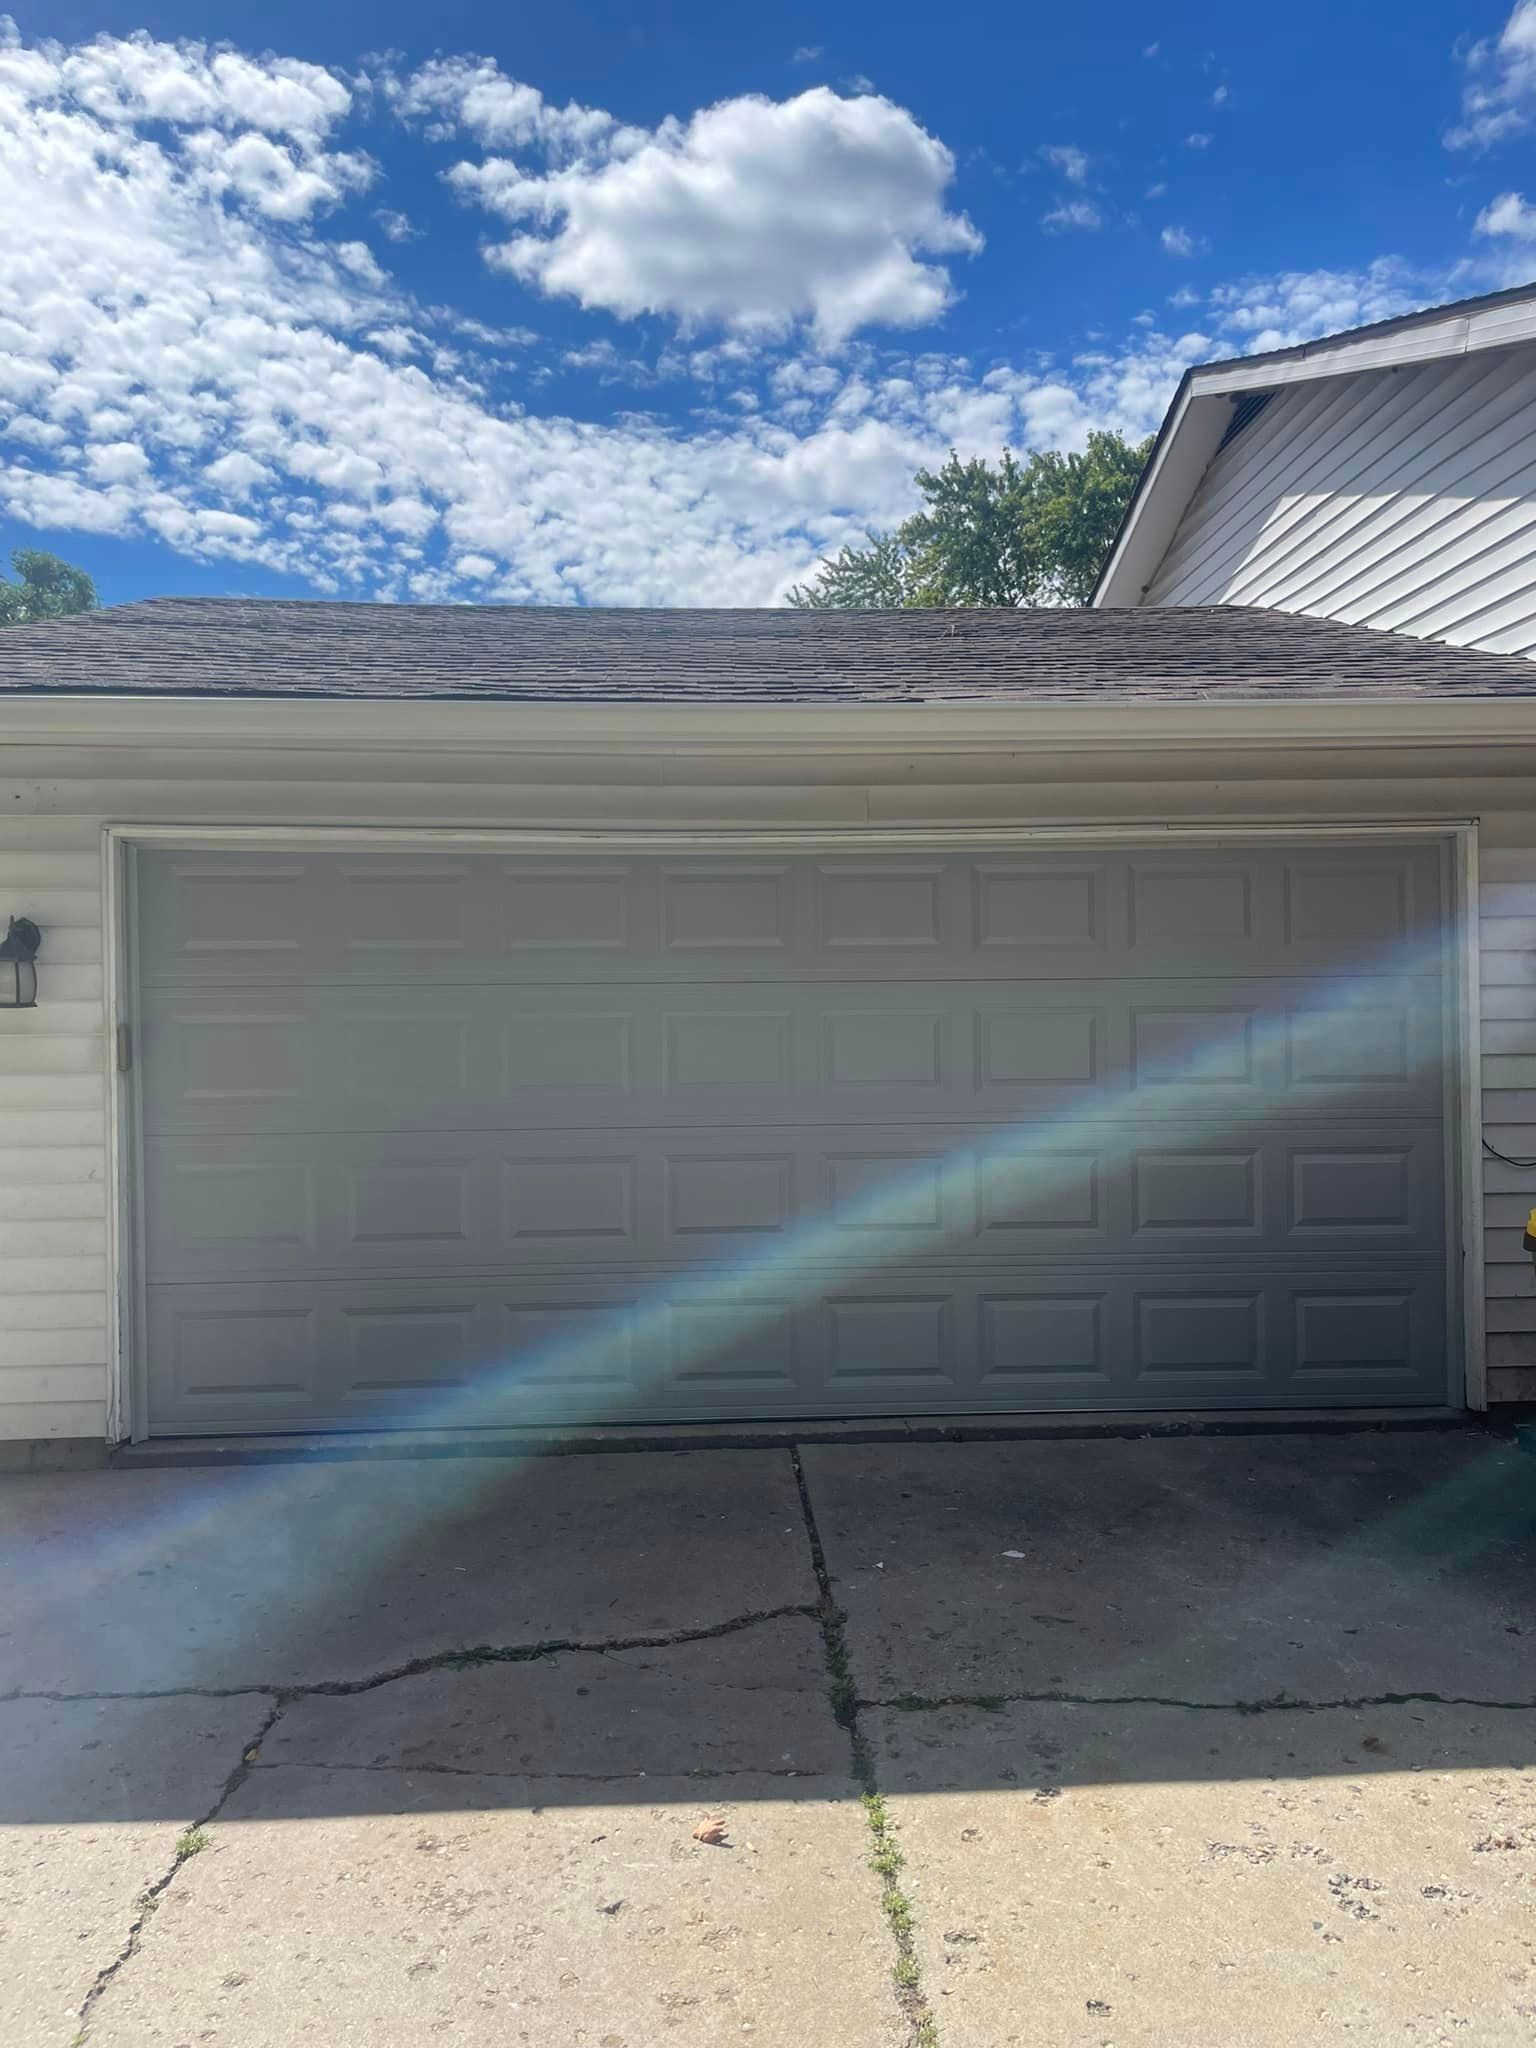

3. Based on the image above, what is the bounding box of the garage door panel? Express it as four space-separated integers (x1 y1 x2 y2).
143 1256 1450 1429
142 1120 1447 1284
135 844 1455 1430
135 846 1447 987
140 976 1445 1138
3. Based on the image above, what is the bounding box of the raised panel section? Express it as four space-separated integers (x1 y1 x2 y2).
826 1296 952 1384
1287 1005 1410 1085
978 1149 1099 1231
1291 1151 1412 1231
504 869 630 949
346 1159 474 1248
1135 1294 1261 1377
507 1159 635 1241
166 1305 315 1401
147 862 308 974
976 867 1099 947
668 1300 799 1389
1132 868 1252 942
824 1152 945 1232
1286 865 1408 945
1294 1293 1412 1377
818 866 940 948
978 1008 1097 1086
344 1305 475 1394
1133 1151 1258 1233
165 1009 305 1106
664 868 787 950
342 866 469 957
507 1014 632 1090
666 1012 791 1089
980 1295 1105 1377
824 1011 943 1086
504 1300 635 1390
1133 1009 1255 1086
157 1160 315 1255
667 1154 792 1235
344 1012 472 1095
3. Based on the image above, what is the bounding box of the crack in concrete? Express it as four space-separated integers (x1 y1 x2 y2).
2 1602 822 1710
791 1448 939 2048
867 1687 1536 1716
75 1696 285 2041
246 1758 822 1783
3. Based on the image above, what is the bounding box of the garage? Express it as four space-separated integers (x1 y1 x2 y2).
131 838 1456 1433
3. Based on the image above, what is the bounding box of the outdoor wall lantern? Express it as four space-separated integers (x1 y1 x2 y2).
0 916 41 1008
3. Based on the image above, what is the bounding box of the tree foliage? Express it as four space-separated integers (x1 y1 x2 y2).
785 430 1150 610
0 548 99 626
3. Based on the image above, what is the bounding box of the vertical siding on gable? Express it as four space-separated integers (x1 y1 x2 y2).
0 816 110 1442
1145 349 1536 659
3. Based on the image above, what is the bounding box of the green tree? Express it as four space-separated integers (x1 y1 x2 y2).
0 548 98 626
785 430 1150 610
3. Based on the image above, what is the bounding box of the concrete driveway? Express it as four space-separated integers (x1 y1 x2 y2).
2 1427 1535 2047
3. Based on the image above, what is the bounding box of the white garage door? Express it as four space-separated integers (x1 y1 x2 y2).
133 842 1456 1433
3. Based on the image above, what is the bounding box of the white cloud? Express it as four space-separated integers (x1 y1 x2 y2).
448 84 982 344
391 54 614 156
0 19 366 223
1040 142 1090 183
0 25 1468 608
204 450 272 495
1204 258 1429 352
1042 198 1103 232
791 46 823 64
333 239 387 285
1448 1 1536 149
1211 84 1229 106
1161 224 1206 256
374 207 418 242
1145 180 1167 198
1185 131 1213 149
1167 284 1201 306
85 440 151 482
1475 187 1536 236
1143 41 1161 57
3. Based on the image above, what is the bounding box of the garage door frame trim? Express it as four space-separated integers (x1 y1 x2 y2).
101 817 1483 1441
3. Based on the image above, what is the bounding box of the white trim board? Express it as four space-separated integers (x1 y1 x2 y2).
102 816 1483 1438
11 695 1536 756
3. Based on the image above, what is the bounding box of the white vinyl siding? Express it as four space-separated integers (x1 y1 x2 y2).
1481 844 1536 1403
0 817 110 1443
1145 346 1536 658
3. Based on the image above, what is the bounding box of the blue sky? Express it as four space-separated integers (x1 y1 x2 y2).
1 2 1534 606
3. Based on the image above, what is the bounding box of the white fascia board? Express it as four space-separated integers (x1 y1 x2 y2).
1189 303 1536 399
1094 388 1230 606
6 690 1536 758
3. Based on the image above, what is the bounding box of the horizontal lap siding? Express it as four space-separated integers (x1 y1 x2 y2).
0 820 109 1440
1481 848 1536 1402
1146 351 1536 659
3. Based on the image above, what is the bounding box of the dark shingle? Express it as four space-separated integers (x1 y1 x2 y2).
1 597 1534 702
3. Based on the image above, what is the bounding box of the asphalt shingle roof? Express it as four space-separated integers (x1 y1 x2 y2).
2 597 1535 702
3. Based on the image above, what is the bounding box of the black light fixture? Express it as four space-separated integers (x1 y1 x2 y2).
0 916 40 1009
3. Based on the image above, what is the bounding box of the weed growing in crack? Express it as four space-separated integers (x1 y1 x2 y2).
174 1826 209 1861
791 1447 940 2048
